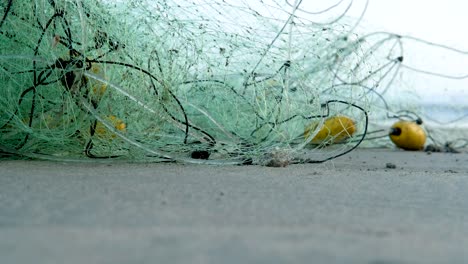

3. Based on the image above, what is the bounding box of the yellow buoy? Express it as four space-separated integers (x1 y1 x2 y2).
304 115 356 145
90 64 108 98
95 115 126 139
389 120 426 150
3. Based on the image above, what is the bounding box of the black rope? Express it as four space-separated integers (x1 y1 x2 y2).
0 0 13 29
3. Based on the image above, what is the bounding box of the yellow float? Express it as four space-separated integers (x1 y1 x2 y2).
389 120 426 150
95 115 126 139
304 115 356 145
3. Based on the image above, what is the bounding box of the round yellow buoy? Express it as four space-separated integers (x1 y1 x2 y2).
304 115 356 145
90 64 108 98
389 120 426 150
95 115 126 139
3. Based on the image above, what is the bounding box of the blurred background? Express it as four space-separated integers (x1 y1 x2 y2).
302 0 468 124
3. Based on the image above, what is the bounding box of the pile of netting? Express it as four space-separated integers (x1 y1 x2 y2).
1 0 467 165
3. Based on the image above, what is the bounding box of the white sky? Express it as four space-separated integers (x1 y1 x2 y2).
356 0 467 48
300 0 468 104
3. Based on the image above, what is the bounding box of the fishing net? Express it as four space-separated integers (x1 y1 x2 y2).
1 0 467 165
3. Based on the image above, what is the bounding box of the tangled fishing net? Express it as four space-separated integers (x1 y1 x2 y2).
1 0 467 165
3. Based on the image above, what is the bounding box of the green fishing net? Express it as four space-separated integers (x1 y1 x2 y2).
1 0 467 164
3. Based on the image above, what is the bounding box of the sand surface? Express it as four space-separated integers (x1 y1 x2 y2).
1 148 468 263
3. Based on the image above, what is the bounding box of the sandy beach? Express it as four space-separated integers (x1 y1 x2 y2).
1 148 468 263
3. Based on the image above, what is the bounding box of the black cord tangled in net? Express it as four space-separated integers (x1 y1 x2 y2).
1 0 467 164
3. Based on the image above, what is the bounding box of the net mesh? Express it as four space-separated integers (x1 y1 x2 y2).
1 0 467 164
